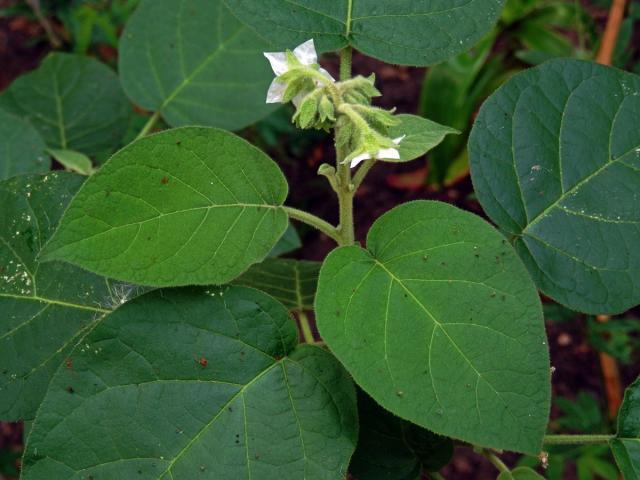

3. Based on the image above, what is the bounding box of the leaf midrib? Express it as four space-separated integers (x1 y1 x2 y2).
523 148 640 232
0 293 110 314
159 8 245 111
45 203 282 257
371 258 525 430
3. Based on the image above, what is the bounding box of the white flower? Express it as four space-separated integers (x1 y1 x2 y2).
264 39 335 105
349 136 406 168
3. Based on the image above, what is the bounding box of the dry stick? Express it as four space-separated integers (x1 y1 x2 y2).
596 0 628 66
593 0 628 420
25 0 62 48
597 314 625 419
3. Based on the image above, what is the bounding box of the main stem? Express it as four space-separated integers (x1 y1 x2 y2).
336 47 355 246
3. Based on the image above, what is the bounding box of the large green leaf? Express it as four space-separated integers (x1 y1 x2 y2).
316 201 550 454
22 287 358 480
0 53 130 156
235 258 321 312
119 0 276 131
41 127 289 287
227 0 505 66
611 377 640 479
0 109 49 181
0 173 139 420
350 391 453 479
469 59 640 314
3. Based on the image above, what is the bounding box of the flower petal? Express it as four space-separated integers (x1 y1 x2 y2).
293 39 318 66
266 79 286 103
350 152 372 169
264 51 289 76
292 91 307 108
377 147 401 160
392 135 406 145
319 67 336 83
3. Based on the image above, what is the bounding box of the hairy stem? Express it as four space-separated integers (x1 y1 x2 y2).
340 47 353 81
298 311 315 343
335 47 356 246
283 206 340 243
136 111 161 140
352 158 376 190
543 434 615 446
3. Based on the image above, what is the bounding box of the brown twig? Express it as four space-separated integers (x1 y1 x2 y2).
595 0 628 66
591 0 629 421
596 315 624 419
25 0 63 48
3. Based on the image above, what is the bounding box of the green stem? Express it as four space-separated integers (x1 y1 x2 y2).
479 449 510 474
334 46 356 246
543 434 614 446
352 158 376 189
136 111 161 140
339 46 353 81
298 311 315 343
283 206 340 243
429 473 446 480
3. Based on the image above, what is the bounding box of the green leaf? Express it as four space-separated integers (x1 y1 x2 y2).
587 317 640 365
555 392 605 433
119 0 277 131
0 53 130 156
388 114 459 163
0 109 49 181
269 223 302 258
0 173 142 420
47 149 94 176
350 391 453 479
611 376 640 479
316 201 550 454
497 466 545 479
227 0 505 66
40 127 289 287
235 258 320 312
22 287 358 480
469 59 640 314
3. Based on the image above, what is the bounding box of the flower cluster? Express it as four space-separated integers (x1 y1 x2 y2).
264 39 404 169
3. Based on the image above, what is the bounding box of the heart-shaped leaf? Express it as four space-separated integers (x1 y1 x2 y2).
0 53 130 156
611 376 640 479
350 391 453 479
0 109 49 181
119 0 277 131
469 59 640 314
0 173 141 420
388 114 460 163
316 201 550 454
22 287 358 480
227 0 505 66
41 127 289 287
236 258 321 312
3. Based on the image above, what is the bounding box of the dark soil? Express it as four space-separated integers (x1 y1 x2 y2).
1 2 639 479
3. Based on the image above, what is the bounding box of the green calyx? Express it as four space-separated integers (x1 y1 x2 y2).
284 70 401 164
336 103 399 165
